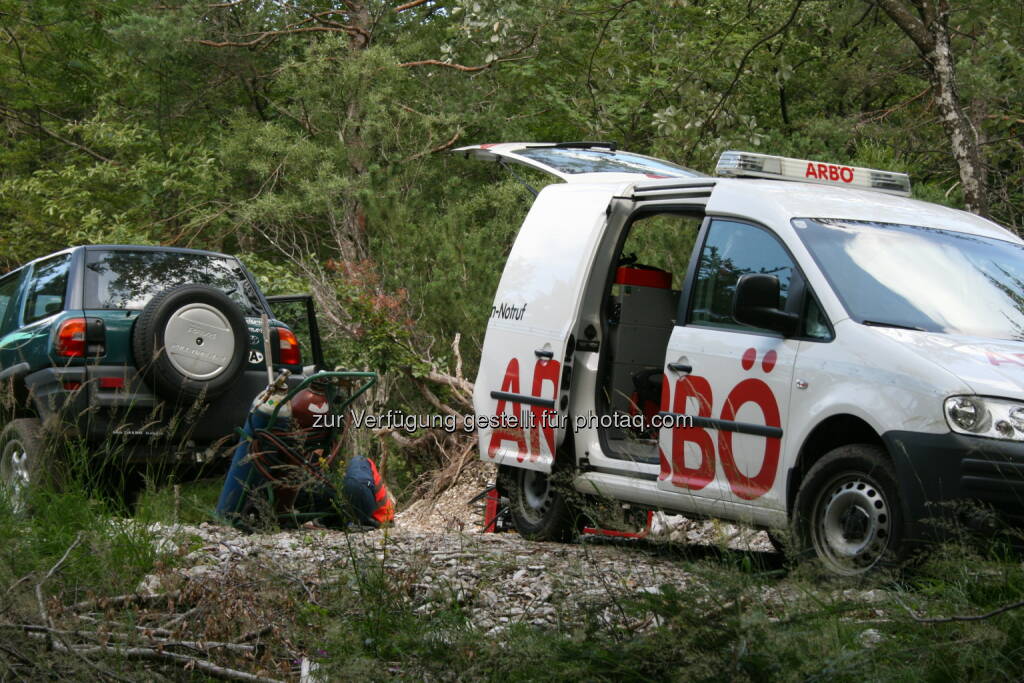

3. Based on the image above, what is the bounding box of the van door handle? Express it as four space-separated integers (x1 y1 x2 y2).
534 348 554 359
667 362 692 374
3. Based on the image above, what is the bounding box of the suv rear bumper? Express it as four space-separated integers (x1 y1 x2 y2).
25 366 298 460
884 430 1024 535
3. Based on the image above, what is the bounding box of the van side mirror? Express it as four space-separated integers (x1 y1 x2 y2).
732 274 799 337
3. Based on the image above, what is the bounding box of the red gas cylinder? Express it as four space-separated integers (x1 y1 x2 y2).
289 380 332 430
615 265 672 289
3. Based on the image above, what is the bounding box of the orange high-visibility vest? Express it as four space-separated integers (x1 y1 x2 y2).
368 457 395 524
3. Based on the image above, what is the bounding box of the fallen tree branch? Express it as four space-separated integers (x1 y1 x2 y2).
71 591 182 613
897 594 1024 624
36 533 84 647
57 644 281 682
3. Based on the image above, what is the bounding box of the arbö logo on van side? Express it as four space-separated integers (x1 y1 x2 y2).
662 348 782 501
491 302 527 321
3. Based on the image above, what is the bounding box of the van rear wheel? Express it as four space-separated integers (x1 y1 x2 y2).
501 465 579 542
794 444 906 575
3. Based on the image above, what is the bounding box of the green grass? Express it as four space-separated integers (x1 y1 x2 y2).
134 475 224 526
0 490 161 604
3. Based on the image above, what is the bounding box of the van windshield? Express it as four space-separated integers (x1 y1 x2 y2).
84 249 264 315
793 219 1024 342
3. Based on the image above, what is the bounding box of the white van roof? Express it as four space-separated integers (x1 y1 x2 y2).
630 176 1021 243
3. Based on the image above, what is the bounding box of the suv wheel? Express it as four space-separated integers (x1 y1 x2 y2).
0 419 59 513
501 464 580 542
133 284 249 402
794 444 906 575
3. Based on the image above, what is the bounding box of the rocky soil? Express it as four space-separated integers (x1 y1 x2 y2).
141 466 789 636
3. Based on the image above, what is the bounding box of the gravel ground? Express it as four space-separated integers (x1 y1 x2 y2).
141 468 789 635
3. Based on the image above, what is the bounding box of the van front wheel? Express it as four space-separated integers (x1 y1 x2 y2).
794 444 906 575
501 465 579 542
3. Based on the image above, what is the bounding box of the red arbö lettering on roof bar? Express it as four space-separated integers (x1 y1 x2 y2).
805 162 854 184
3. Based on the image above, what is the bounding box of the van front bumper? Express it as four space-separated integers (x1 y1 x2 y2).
884 430 1024 535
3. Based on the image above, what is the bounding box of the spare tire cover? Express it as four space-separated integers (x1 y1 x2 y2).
132 284 249 402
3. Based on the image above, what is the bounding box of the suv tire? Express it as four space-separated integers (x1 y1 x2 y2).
500 464 581 542
794 444 907 575
0 418 60 513
133 284 249 402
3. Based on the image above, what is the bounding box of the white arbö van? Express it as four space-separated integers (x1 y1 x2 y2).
462 143 1024 574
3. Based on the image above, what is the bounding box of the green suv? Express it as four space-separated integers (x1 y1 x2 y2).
0 245 321 507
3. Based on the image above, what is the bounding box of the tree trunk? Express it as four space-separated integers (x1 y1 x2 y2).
872 0 987 215
926 11 987 215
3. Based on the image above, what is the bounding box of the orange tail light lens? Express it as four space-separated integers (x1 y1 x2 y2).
277 328 302 366
55 318 87 358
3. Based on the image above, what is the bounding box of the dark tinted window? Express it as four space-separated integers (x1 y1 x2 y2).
514 147 702 177
0 273 21 333
84 250 264 314
690 220 794 331
24 255 71 324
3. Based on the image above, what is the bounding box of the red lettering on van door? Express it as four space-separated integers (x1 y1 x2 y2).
530 358 561 461
668 376 715 490
488 358 527 459
718 378 781 500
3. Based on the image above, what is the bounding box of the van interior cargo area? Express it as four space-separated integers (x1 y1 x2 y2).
597 212 703 465
604 265 676 464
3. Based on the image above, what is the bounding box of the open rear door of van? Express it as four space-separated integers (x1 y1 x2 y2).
471 184 619 473
453 142 705 186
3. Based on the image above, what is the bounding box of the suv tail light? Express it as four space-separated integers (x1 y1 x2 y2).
277 328 302 366
55 318 87 358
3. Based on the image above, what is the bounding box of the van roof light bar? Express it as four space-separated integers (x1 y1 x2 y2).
715 150 912 197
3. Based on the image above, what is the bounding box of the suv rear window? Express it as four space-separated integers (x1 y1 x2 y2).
84 250 264 314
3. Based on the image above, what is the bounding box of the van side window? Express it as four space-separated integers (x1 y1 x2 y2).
0 273 21 334
803 296 832 341
24 254 71 324
689 220 795 332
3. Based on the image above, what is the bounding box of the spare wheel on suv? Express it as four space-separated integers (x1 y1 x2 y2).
132 284 249 402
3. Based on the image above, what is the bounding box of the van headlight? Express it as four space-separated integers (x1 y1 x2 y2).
944 396 1024 441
